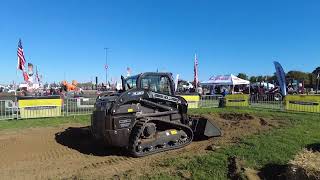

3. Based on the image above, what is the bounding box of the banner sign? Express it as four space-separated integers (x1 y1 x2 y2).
18 96 62 118
285 95 320 113
274 61 287 96
225 94 249 107
180 95 200 109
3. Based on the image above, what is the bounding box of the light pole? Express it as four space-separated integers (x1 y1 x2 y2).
104 48 109 86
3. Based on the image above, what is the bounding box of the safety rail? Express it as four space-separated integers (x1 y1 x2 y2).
199 95 222 108
0 94 318 120
249 94 284 111
0 100 16 120
63 98 95 116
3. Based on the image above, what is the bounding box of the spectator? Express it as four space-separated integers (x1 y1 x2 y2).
222 88 227 97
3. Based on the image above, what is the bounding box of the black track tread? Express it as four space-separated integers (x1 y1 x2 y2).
128 119 147 157
128 118 193 157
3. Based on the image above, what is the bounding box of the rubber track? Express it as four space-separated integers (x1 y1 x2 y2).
128 118 193 157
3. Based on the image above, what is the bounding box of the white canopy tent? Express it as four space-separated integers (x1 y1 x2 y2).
201 74 250 94
201 74 250 85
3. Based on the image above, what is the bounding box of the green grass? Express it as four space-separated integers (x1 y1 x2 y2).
145 108 320 180
0 115 90 131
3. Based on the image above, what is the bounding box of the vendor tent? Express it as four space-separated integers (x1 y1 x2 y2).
201 74 250 85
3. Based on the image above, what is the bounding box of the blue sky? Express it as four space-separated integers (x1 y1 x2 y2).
0 0 319 84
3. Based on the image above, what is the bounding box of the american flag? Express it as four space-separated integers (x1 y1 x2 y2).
17 39 26 71
194 53 199 88
23 71 29 81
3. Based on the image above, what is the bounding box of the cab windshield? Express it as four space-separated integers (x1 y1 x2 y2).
123 74 172 95
123 75 138 90
140 75 172 95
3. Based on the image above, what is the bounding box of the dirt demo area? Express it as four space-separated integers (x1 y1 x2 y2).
0 108 319 180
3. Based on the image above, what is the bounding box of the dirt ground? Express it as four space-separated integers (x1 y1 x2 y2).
0 113 287 180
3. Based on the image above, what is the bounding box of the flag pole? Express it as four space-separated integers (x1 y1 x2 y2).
15 43 19 97
15 40 18 97
104 48 109 87
15 69 18 97
194 53 199 89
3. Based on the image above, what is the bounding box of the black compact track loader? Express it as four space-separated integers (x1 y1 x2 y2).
91 72 221 157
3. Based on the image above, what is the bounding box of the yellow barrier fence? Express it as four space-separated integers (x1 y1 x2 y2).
19 98 62 118
225 94 249 107
179 95 200 109
285 95 320 113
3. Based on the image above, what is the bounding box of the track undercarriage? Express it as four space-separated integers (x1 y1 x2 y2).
129 118 194 157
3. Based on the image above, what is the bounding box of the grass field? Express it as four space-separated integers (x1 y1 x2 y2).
0 108 319 179
144 108 320 179
0 115 90 131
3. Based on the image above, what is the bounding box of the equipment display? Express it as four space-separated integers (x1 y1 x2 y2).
91 72 221 157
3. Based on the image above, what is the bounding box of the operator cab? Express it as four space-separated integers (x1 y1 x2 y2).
122 72 175 95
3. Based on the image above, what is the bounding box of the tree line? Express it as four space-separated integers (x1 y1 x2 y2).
237 66 320 88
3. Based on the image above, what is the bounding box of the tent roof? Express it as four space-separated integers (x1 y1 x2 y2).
201 74 250 85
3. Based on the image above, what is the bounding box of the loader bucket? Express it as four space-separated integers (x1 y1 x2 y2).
191 116 222 139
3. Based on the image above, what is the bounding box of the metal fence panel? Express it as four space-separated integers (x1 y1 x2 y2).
1 94 319 121
198 94 285 111
0 100 15 120
249 94 284 111
63 98 95 116
199 95 222 108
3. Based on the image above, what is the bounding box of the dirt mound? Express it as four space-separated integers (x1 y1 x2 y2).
219 112 254 121
202 113 282 147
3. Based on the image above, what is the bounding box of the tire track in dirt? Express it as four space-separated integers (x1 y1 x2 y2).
64 156 141 179
0 125 196 179
0 125 144 179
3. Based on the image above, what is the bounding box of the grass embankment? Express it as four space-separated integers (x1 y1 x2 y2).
145 108 320 179
0 115 90 131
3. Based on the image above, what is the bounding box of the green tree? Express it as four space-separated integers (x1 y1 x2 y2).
286 71 309 80
312 66 320 75
286 71 310 86
266 73 277 83
257 76 265 82
249 76 265 83
237 73 248 80
249 76 257 83
312 67 320 90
